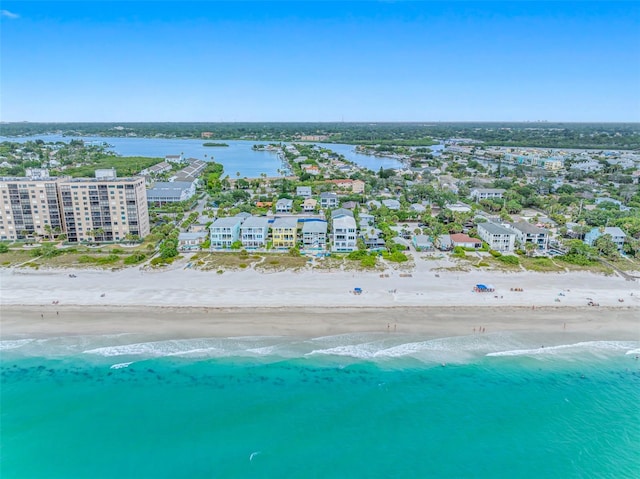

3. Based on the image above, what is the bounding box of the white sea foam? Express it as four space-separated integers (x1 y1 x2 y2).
84 337 289 359
0 338 36 350
110 362 134 369
487 341 639 358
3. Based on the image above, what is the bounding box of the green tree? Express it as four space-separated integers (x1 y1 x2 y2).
593 234 619 259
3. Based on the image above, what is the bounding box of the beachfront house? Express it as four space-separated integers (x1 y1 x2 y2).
435 234 453 251
210 216 243 249
332 215 357 252
470 188 506 202
302 220 328 251
450 233 482 249
508 221 549 251
413 235 433 251
275 198 293 213
584 227 627 253
178 232 207 251
240 216 270 248
320 192 339 209
477 222 516 252
271 217 298 249
362 227 386 249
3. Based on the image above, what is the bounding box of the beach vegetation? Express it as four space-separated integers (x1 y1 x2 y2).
78 254 120 265
383 251 409 263
123 253 147 265
496 255 519 265
520 257 563 272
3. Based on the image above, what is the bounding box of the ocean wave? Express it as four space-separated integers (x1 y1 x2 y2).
110 362 134 369
0 338 36 350
83 337 289 359
487 341 639 358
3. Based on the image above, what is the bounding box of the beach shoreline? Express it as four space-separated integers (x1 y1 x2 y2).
2 304 638 341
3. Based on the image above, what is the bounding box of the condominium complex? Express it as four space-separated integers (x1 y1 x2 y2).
0 170 150 242
0 175 65 241
58 176 149 243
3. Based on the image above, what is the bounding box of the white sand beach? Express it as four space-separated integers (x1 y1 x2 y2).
1 265 638 309
1 265 638 340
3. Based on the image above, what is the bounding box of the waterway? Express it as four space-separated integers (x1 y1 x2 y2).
0 135 442 178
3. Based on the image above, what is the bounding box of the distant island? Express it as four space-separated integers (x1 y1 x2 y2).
203 142 229 147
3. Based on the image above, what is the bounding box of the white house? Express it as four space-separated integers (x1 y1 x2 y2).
320 192 339 209
240 216 270 248
332 215 357 252
275 198 293 213
508 221 549 250
296 186 312 198
178 232 208 251
477 222 516 252
470 188 506 202
302 221 328 250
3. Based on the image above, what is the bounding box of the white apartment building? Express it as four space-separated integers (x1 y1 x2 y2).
477 222 516 252
470 188 506 202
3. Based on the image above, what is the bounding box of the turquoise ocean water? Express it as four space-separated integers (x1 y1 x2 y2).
2 331 639 478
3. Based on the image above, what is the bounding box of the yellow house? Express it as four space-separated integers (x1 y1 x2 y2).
271 217 298 249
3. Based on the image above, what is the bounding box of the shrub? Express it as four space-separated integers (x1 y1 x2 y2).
348 250 368 260
124 253 147 265
386 251 408 263
497 255 519 265
361 255 377 268
150 257 167 266
557 254 594 266
489 250 502 258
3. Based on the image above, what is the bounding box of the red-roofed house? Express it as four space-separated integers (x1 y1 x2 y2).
450 233 482 249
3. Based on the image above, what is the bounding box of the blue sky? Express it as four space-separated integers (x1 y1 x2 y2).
1 1 639 122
